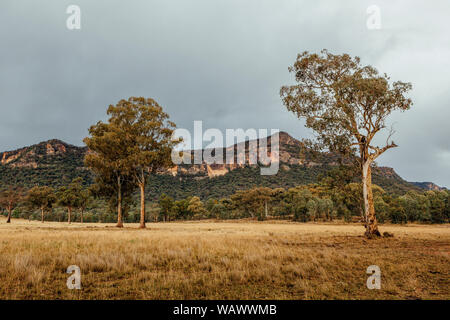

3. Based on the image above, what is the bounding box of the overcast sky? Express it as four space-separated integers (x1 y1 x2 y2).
0 0 449 187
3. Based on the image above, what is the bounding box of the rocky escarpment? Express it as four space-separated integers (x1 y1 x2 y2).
0 133 439 195
1 147 37 168
411 182 446 191
0 139 90 187
0 139 82 169
163 132 340 178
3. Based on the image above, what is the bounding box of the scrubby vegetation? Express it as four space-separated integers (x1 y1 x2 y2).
0 141 92 188
2 179 449 225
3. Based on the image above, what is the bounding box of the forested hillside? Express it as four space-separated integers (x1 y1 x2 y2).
0 133 438 200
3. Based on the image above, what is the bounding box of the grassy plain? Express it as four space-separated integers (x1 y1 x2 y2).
0 217 448 299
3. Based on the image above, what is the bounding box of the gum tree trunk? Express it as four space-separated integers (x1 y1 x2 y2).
6 207 12 223
265 200 268 219
139 183 146 229
80 209 84 223
41 208 45 223
116 177 123 228
68 207 72 224
362 161 381 237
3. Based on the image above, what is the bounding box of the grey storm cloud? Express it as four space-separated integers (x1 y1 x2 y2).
0 0 449 187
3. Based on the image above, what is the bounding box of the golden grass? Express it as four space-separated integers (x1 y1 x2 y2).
0 216 448 300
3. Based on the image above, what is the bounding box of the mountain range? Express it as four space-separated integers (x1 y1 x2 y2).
0 132 445 199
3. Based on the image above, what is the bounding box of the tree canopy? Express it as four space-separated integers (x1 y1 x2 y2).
84 97 179 228
281 50 413 237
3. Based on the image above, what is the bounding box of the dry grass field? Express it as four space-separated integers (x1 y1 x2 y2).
0 216 448 300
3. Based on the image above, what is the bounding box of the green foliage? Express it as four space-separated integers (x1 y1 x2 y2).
158 193 175 221
83 97 180 227
0 141 92 188
230 187 272 220
5 181 449 225
173 198 190 220
187 196 207 220
280 50 413 236
25 186 56 221
57 178 82 208
425 190 447 224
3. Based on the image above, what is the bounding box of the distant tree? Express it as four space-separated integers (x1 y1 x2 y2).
317 198 334 221
270 188 287 218
231 187 272 220
319 164 358 190
341 183 364 220
187 196 207 220
281 50 412 237
283 187 313 222
230 191 251 218
147 202 162 222
205 198 218 214
306 198 318 221
373 193 389 223
425 190 447 224
397 191 429 223
445 190 450 222
26 186 56 223
84 102 137 228
173 198 190 220
57 178 84 224
57 186 76 223
209 202 226 219
319 165 359 221
415 193 431 222
78 188 91 223
217 198 234 219
388 198 407 224
159 193 174 222
0 187 23 223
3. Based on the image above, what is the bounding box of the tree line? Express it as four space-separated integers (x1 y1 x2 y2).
0 178 90 223
2 181 449 225
154 182 450 224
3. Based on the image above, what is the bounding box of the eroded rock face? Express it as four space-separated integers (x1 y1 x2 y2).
168 166 178 176
0 132 331 177
411 181 446 191
1 132 308 176
161 132 348 180
206 164 229 178
1 156 35 168
0 133 428 193
163 132 307 177
1 148 34 167
163 163 242 178
46 144 55 155
46 142 67 155
1 150 22 165
0 139 73 169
